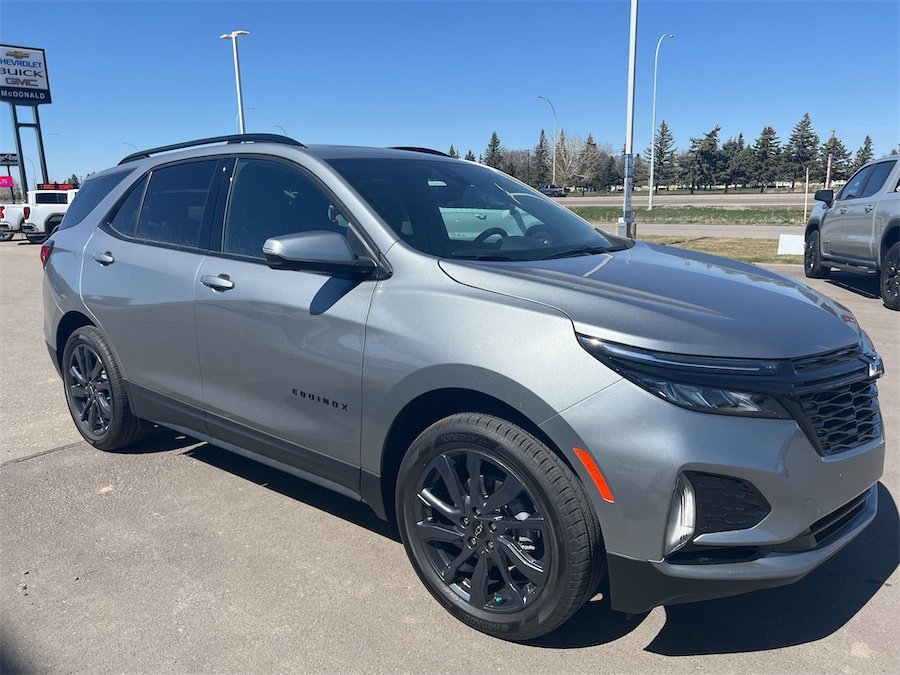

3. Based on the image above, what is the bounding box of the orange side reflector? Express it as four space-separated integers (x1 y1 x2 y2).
574 448 615 503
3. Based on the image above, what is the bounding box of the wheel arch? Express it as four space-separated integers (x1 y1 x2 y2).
367 387 579 523
55 311 95 371
880 220 899 267
805 218 821 238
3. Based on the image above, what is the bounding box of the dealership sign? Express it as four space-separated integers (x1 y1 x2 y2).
0 44 51 105
0 176 13 188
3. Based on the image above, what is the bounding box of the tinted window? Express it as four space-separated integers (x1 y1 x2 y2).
222 158 349 259
136 161 217 248
34 192 69 204
58 170 131 231
329 158 625 260
838 166 875 201
107 176 148 238
860 161 896 198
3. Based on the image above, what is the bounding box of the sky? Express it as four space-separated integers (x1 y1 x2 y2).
1 0 898 184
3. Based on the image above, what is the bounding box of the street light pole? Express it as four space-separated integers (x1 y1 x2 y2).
648 33 674 211
220 30 250 134
537 96 557 185
619 0 639 238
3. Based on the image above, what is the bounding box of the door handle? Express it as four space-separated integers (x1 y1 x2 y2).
864 205 874 213
838 208 848 214
475 214 487 220
201 274 235 291
92 251 115 266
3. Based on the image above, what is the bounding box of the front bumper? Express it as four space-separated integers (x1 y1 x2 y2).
540 377 885 613
606 484 877 613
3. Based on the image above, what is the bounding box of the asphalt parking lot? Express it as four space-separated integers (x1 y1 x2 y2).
1 238 897 673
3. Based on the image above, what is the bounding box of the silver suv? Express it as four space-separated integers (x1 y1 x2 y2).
43 135 885 641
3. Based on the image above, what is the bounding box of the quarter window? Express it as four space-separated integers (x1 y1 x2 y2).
222 158 349 259
58 169 132 231
107 176 148 238
135 161 218 248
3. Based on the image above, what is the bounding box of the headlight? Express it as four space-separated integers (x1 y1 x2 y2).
860 330 884 380
577 336 791 419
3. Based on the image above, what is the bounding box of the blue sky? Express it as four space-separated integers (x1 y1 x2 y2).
1 0 898 182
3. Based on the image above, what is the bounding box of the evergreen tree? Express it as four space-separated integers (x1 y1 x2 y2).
676 141 701 194
447 145 459 159
643 119 677 190
783 113 820 190
851 136 874 173
484 132 503 169
66 173 81 187
594 155 620 192
750 126 781 192
464 150 476 162
721 134 751 191
532 129 551 187
696 126 724 189
818 134 851 183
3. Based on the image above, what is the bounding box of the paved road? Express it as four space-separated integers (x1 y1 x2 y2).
558 191 812 207
1 241 897 673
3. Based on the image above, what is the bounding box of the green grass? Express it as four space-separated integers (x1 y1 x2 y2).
641 235 804 265
570 205 807 226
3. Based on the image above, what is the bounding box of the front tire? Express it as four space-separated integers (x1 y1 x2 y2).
396 413 604 641
881 242 900 310
804 230 831 278
62 326 152 450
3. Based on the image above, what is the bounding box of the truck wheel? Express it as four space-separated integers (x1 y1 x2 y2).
396 413 605 641
62 326 153 450
880 242 900 310
0 231 13 242
804 230 831 278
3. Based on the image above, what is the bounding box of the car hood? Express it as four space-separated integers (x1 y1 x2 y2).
438 241 861 359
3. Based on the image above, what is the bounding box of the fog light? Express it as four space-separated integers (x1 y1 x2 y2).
665 474 696 556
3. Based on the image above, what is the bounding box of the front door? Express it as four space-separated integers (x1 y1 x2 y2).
194 157 376 493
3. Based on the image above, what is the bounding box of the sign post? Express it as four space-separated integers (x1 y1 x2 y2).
1 44 52 194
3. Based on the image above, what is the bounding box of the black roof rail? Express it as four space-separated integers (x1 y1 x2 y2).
389 146 451 158
118 134 306 165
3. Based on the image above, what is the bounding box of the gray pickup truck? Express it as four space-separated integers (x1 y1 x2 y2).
805 156 900 310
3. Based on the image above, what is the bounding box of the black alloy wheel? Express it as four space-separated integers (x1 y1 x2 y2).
804 230 830 278
397 414 604 641
881 242 900 310
62 326 151 450
66 341 113 439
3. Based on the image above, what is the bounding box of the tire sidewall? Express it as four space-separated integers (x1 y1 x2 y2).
396 418 574 640
881 242 900 310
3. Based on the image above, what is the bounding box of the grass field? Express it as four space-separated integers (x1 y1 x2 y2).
571 205 806 226
639 235 804 265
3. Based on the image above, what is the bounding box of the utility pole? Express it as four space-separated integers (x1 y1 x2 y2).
825 129 835 188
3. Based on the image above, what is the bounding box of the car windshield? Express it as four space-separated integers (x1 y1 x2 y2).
328 157 631 261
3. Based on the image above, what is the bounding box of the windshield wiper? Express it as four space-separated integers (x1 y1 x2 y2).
541 245 611 260
453 253 518 261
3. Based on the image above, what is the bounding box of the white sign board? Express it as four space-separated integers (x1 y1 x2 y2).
0 44 51 105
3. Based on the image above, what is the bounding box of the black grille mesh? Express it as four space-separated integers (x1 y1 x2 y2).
686 472 771 535
797 379 882 456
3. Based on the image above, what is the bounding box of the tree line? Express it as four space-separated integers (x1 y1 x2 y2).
454 113 896 193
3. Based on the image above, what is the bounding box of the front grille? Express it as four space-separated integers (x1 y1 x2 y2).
789 345 882 456
686 472 770 535
797 379 882 455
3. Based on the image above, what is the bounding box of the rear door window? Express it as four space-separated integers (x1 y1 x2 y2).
860 161 897 198
107 176 149 238
136 161 218 248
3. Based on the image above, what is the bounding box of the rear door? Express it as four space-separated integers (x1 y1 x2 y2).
194 157 377 493
81 158 223 429
840 160 897 260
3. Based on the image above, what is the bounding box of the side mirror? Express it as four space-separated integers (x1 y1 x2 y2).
814 189 834 206
262 231 378 278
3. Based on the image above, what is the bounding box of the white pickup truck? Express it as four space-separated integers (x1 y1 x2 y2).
805 155 900 310
0 188 79 243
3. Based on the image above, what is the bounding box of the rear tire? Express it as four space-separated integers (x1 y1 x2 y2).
881 242 900 310
396 413 605 641
62 326 152 451
804 230 831 278
0 231 13 242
